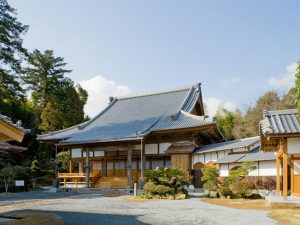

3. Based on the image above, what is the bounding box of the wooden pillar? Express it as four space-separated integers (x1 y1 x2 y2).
276 157 281 196
69 160 73 174
140 139 145 178
282 138 288 198
291 155 294 195
85 148 90 188
127 148 133 188
102 151 107 176
79 160 83 173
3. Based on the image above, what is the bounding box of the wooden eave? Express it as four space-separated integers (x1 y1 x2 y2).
0 120 25 142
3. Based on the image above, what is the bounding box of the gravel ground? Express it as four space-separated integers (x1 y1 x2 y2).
0 191 277 225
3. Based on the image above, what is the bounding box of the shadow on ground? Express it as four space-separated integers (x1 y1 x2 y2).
0 191 79 202
6 210 149 225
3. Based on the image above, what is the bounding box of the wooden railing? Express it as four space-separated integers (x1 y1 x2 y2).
58 173 87 178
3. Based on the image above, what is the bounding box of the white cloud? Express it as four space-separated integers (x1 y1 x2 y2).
79 76 131 117
268 62 297 89
221 76 241 88
204 97 236 117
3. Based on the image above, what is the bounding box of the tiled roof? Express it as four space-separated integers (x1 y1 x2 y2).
0 142 27 152
38 84 221 144
260 109 300 136
215 154 245 164
193 136 260 154
0 114 28 133
237 147 276 162
215 147 276 164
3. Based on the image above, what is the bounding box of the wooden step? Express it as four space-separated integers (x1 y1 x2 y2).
92 176 128 189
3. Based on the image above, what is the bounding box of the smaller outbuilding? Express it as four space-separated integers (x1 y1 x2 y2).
0 114 28 153
192 136 260 187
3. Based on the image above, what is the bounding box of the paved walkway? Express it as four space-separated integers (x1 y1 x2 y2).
0 191 277 225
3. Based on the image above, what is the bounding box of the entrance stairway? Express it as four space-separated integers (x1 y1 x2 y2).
92 176 128 189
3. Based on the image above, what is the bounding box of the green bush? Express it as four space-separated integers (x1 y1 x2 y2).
143 167 189 199
230 181 255 198
56 151 70 172
201 165 220 192
219 185 233 198
220 161 257 199
154 185 173 195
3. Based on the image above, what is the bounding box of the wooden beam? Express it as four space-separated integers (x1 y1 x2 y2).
85 148 90 188
140 139 145 178
0 120 25 142
127 148 133 188
282 138 288 198
291 155 294 195
276 157 281 196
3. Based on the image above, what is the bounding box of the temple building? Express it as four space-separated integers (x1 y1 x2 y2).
260 109 300 197
38 83 225 188
0 114 27 153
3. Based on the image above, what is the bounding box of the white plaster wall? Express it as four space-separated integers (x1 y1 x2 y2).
82 150 93 157
217 151 225 159
145 144 158 154
94 151 105 157
159 143 171 154
288 138 300 154
248 162 259 176
204 153 213 164
72 149 81 158
211 152 218 162
220 164 229 176
258 161 276 176
294 160 300 175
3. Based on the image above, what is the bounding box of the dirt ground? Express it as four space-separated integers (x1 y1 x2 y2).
203 198 300 225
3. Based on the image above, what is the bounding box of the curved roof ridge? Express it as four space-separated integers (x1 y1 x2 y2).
180 110 208 121
117 83 201 100
265 109 297 116
38 120 89 138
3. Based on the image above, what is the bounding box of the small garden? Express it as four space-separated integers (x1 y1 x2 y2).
142 167 190 200
201 161 262 199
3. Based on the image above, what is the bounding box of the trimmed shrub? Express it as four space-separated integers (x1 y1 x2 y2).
219 185 233 198
201 165 220 192
230 181 255 198
143 167 190 199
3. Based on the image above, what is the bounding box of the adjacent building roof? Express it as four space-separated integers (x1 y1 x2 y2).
193 136 260 154
39 84 223 146
215 147 276 164
260 109 300 136
0 114 28 133
0 142 27 153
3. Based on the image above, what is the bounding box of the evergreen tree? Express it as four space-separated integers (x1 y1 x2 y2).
0 0 28 99
22 49 72 111
295 61 300 116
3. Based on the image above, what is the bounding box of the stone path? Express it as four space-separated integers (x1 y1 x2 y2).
0 191 277 225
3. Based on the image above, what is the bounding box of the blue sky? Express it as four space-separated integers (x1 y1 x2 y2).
9 0 300 116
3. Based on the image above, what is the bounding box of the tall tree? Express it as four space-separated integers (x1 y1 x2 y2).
22 49 72 110
215 108 235 140
0 0 28 99
295 61 300 116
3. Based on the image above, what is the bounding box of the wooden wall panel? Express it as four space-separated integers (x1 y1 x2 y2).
171 154 191 173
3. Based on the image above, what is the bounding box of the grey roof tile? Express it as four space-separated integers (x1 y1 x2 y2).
215 154 245 164
0 114 28 133
38 84 220 144
193 136 260 154
260 109 300 135
216 147 276 164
